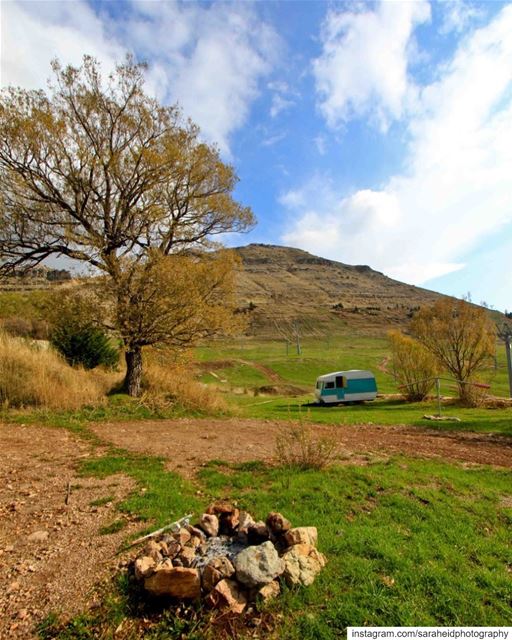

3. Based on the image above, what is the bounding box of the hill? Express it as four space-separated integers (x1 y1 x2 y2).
233 244 445 335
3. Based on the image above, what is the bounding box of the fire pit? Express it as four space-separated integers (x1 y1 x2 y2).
132 501 326 613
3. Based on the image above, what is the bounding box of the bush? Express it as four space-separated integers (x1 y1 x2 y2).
388 330 439 401
51 324 119 370
274 423 338 470
0 331 114 409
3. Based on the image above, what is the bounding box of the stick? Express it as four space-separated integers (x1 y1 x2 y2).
127 514 193 548
65 481 71 505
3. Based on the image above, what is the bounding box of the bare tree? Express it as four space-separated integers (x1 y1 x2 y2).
0 56 254 395
273 319 303 355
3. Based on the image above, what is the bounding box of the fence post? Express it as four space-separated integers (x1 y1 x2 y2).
436 377 442 417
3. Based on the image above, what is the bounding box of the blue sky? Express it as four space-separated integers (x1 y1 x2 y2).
2 0 512 310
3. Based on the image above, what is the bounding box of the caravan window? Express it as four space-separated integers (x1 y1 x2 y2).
335 376 345 388
316 381 322 389
324 381 335 389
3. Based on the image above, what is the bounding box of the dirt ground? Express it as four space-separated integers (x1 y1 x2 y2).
1 418 511 639
0 424 138 640
89 418 512 472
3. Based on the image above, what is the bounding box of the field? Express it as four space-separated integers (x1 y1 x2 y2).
1 333 511 638
196 335 512 435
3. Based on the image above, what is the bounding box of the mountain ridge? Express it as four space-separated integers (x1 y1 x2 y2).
232 243 445 335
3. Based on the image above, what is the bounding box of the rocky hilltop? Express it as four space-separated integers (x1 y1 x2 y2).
233 244 444 335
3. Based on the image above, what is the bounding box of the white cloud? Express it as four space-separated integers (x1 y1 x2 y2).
0 2 123 89
0 1 278 154
314 135 327 155
313 0 431 130
283 5 512 285
270 94 294 118
439 0 483 34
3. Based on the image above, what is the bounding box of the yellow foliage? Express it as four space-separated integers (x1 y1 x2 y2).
0 331 115 409
388 330 439 401
411 299 495 405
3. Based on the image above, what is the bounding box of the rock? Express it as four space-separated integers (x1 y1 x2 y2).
27 530 49 543
144 566 201 599
206 500 236 515
258 580 280 601
173 529 191 546
282 543 326 586
202 565 223 592
209 556 235 577
247 521 270 544
178 546 197 568
204 501 240 535
235 541 285 587
201 555 235 591
143 540 163 562
238 511 255 532
220 508 240 534
159 539 181 559
187 525 206 542
188 535 203 549
199 514 219 537
134 556 156 580
206 578 247 613
266 512 292 534
284 527 318 547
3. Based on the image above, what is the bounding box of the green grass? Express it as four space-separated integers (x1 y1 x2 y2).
99 519 127 535
89 495 115 507
46 446 512 638
0 289 54 319
197 335 512 395
195 336 512 436
198 457 512 634
199 362 269 388
232 395 512 435
80 451 201 529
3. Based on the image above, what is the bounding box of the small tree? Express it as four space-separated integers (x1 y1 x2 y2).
51 324 119 369
49 290 119 369
0 56 254 395
411 299 495 404
388 330 439 401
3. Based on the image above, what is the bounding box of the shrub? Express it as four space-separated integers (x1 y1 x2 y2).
388 330 439 401
50 324 119 370
274 423 338 470
0 331 114 409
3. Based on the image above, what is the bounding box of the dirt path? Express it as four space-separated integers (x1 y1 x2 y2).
239 359 283 383
90 418 512 473
0 424 138 639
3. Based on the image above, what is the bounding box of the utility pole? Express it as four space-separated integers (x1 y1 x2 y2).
497 323 512 398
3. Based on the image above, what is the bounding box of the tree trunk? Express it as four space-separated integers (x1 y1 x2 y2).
506 337 512 398
123 347 143 397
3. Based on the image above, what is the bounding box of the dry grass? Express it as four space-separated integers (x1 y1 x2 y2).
0 331 115 410
140 356 229 415
274 423 339 470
